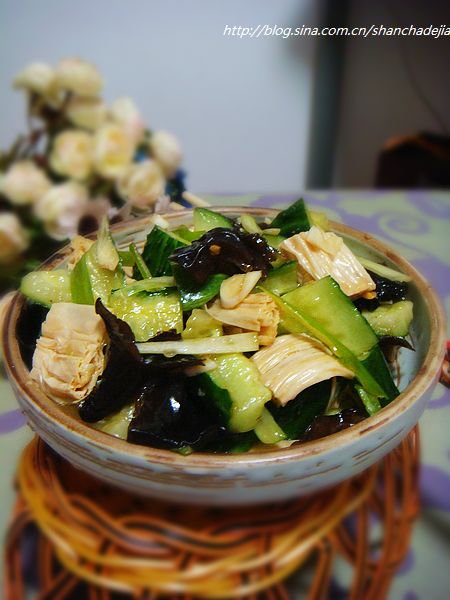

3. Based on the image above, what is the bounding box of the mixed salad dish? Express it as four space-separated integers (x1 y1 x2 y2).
18 199 414 453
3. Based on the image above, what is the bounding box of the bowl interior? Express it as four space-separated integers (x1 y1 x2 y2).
3 206 446 467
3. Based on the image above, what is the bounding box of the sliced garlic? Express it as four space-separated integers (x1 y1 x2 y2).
279 226 375 298
251 334 353 406
220 271 262 309
206 292 279 346
30 303 107 405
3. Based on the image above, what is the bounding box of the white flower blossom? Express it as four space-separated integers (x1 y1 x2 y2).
118 160 165 210
93 124 135 179
34 182 88 241
149 130 182 178
0 161 51 206
56 58 103 97
0 213 29 264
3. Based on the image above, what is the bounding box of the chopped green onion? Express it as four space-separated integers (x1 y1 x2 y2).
112 276 176 297
130 243 151 278
137 333 259 355
356 256 411 282
118 250 134 267
239 214 262 234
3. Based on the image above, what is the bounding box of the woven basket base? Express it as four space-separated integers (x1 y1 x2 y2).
4 428 420 600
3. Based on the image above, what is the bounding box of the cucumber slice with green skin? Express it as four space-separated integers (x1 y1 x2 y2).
71 247 125 305
174 266 228 311
193 207 233 231
182 309 223 339
270 198 310 237
283 277 378 359
93 403 135 439
267 380 332 439
254 409 287 444
355 385 381 415
171 225 205 242
263 261 298 296
109 290 183 342
263 233 286 251
261 285 387 401
195 354 272 433
190 372 232 425
362 301 413 338
20 270 72 307
360 346 398 405
141 226 187 277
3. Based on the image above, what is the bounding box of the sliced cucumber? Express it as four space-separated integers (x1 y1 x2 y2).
263 233 286 251
270 198 310 237
283 277 378 359
171 225 205 242
263 261 298 296
93 403 135 439
109 290 183 342
267 380 331 439
360 346 398 405
362 301 413 337
307 209 329 230
261 285 390 402
182 309 223 339
193 207 233 231
71 247 124 305
21 270 72 307
141 226 187 277
174 267 227 311
202 354 272 433
254 409 287 444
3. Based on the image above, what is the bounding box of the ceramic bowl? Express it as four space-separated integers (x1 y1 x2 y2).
2 207 446 506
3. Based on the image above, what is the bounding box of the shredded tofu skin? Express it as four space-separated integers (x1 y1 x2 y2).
251 334 353 406
279 226 375 298
30 303 107 405
206 292 280 346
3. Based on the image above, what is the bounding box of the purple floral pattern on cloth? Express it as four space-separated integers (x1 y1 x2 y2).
420 466 450 512
0 409 25 434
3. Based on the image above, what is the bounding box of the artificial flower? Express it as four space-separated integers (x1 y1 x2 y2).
34 182 88 241
0 213 29 263
110 97 145 144
118 160 165 210
0 161 51 206
149 130 182 178
56 58 103 97
66 97 107 130
50 130 94 180
93 124 135 179
13 62 56 97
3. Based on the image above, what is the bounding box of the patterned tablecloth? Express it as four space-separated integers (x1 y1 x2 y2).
1 191 449 599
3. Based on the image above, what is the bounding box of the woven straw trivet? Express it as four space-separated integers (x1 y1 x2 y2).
4 428 420 600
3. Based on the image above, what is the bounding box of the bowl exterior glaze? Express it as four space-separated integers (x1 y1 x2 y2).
3 208 446 506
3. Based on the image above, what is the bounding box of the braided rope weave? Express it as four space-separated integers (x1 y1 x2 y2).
4 429 419 600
